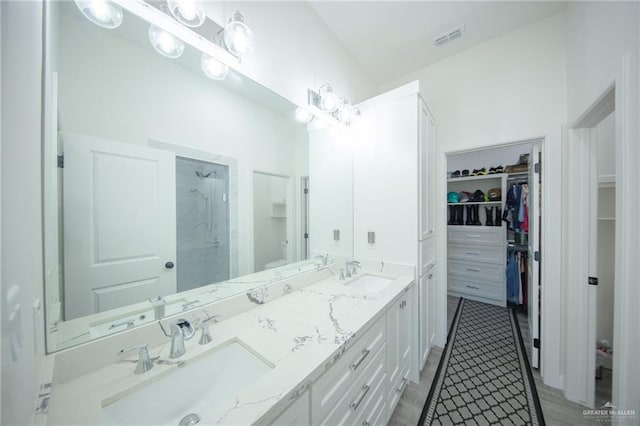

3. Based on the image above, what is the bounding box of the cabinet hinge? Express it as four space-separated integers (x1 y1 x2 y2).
304 233 309 239
533 338 540 349
57 155 64 169
534 251 540 262
303 188 309 194
588 277 598 286
534 162 541 174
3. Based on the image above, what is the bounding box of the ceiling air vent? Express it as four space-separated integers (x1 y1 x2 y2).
433 25 465 47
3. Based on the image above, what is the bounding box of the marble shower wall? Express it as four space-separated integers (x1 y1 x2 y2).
176 157 230 292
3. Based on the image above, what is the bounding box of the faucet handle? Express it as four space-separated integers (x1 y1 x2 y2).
199 316 219 346
118 344 153 374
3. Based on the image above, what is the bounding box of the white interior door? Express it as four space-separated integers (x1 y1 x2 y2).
528 144 541 368
63 134 176 320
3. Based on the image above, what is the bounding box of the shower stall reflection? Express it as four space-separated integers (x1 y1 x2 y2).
176 157 230 292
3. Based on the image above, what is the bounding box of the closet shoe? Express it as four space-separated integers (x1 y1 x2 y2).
488 167 496 174
465 205 473 225
461 169 470 177
457 206 465 225
495 165 504 173
477 167 488 175
495 207 502 226
473 205 482 226
485 207 494 226
448 206 455 225
451 170 461 178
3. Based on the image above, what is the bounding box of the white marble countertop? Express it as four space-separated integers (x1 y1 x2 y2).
46 265 414 425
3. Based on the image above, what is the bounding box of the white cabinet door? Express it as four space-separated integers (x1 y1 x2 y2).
387 286 413 394
427 266 437 349
308 127 353 257
269 391 309 425
419 100 434 240
419 273 430 369
63 133 176 320
353 95 418 264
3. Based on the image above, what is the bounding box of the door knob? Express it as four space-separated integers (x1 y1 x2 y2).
165 261 175 269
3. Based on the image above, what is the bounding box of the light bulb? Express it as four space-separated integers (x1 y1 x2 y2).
224 11 255 58
148 25 185 59
167 0 206 27
321 91 339 113
74 0 123 29
295 106 314 123
201 54 229 80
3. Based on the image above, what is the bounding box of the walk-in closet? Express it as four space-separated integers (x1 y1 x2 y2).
446 141 542 367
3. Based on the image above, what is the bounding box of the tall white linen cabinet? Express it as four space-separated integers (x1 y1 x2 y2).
352 81 437 386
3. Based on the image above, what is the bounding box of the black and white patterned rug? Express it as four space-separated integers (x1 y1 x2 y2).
419 298 545 425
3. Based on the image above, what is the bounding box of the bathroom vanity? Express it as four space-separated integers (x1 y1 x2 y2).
45 260 415 425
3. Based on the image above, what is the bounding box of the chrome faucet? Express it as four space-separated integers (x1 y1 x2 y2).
198 315 220 345
345 259 361 278
119 344 153 374
170 319 195 358
314 254 329 270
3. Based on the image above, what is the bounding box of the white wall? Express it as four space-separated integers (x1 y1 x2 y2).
253 173 288 271
1 2 47 424
381 12 567 388
57 11 306 277
566 1 639 413
597 187 615 369
203 2 376 106
596 112 615 180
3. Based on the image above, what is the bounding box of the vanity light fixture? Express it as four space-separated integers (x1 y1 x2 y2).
166 0 206 28
294 106 314 124
318 84 339 113
149 23 185 58
201 53 229 80
74 0 123 29
336 97 360 125
224 11 255 58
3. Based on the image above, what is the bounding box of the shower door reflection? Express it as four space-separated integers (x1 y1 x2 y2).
176 157 230 292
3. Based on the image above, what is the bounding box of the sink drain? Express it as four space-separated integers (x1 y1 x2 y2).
179 413 201 426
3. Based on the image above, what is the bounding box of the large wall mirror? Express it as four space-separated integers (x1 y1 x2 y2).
43 1 353 352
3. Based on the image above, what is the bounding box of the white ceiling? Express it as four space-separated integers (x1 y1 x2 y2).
308 1 566 85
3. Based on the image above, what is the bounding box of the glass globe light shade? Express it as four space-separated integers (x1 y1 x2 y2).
320 91 339 113
200 54 229 80
167 0 206 28
337 102 356 124
74 0 123 29
224 11 255 58
295 106 314 123
148 24 185 59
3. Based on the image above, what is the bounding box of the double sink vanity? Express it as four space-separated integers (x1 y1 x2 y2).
45 259 415 425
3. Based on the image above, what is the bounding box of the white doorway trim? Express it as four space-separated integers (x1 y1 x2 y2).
565 51 639 414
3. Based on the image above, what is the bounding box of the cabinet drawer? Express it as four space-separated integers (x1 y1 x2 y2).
448 243 504 264
419 238 436 276
448 226 503 246
388 359 411 416
318 344 386 426
448 274 504 301
354 375 387 426
312 316 385 422
448 259 503 281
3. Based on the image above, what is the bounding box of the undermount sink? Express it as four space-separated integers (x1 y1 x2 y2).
346 274 396 293
102 339 273 425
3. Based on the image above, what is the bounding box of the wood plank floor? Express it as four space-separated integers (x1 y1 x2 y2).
388 296 607 425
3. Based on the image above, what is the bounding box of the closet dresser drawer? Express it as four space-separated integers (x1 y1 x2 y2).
448 243 504 264
448 275 504 302
448 259 503 281
448 226 503 246
312 316 385 423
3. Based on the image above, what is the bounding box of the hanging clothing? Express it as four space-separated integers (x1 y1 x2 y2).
521 184 529 233
506 252 520 304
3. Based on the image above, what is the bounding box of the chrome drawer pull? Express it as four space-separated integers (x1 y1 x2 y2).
362 421 370 426
465 234 480 238
349 384 370 411
396 377 409 393
350 349 370 371
466 268 480 272
465 251 480 256
466 285 479 290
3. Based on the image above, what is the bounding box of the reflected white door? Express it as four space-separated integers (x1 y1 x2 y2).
528 144 541 368
63 134 176 320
